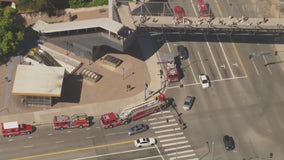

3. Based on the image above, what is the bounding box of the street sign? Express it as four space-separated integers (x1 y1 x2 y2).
249 51 275 59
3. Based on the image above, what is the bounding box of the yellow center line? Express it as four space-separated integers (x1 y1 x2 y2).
230 37 248 77
214 0 224 17
10 140 134 160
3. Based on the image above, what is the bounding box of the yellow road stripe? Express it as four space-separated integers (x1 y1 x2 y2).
230 38 248 77
10 140 134 160
214 0 224 17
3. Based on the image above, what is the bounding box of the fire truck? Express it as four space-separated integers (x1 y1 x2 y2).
198 0 210 17
100 94 173 129
1 121 34 137
53 114 90 130
166 59 179 82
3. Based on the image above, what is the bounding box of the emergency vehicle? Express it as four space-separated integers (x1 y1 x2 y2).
1 121 34 137
166 59 179 82
101 94 172 129
198 0 210 17
53 114 90 130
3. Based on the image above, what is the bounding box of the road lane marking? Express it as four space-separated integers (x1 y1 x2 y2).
187 59 198 83
105 131 127 136
217 36 235 77
167 150 194 156
23 145 33 148
231 40 248 76
150 119 176 125
191 0 198 16
159 136 186 143
166 76 247 89
251 60 260 76
169 154 197 160
157 132 183 139
164 145 191 152
205 38 222 79
155 144 165 160
214 0 224 17
197 51 207 74
10 140 135 160
162 141 188 147
55 141 64 144
71 147 156 160
155 128 181 134
263 56 272 74
152 123 178 129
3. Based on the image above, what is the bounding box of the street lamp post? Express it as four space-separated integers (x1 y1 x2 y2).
122 67 125 80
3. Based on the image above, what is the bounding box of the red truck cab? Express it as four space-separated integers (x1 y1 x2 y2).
1 121 34 137
100 112 123 129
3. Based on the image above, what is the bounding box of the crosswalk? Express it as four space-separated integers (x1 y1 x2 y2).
147 110 199 160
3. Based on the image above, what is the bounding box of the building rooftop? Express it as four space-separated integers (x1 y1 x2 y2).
12 65 65 97
32 18 124 34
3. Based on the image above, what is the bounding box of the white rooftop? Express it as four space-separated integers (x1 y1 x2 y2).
2 121 18 130
32 18 123 34
12 65 65 97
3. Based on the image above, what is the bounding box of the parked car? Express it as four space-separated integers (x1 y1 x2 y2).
199 74 210 88
177 45 189 60
134 138 156 147
128 124 149 136
183 96 195 111
174 6 185 18
223 135 235 151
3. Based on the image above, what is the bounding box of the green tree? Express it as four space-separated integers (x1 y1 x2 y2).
0 8 24 56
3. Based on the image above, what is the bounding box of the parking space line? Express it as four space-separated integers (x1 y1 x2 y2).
152 123 178 129
159 136 186 143
162 141 188 147
155 128 181 134
251 60 260 76
205 39 222 79
217 36 235 77
164 145 191 152
157 132 183 139
197 51 207 74
263 56 272 74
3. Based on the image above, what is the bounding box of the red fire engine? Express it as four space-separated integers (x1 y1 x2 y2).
198 0 210 17
1 121 34 137
100 94 171 129
166 59 179 82
53 114 90 130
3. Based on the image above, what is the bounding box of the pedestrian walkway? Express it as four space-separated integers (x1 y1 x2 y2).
116 3 136 30
147 111 199 160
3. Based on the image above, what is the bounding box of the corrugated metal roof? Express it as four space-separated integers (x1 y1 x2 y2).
12 65 65 97
32 18 123 34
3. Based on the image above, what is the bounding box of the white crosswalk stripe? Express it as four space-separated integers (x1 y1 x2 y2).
164 145 191 152
148 115 174 121
159 136 186 143
157 132 183 138
151 123 178 129
148 110 199 160
154 128 181 134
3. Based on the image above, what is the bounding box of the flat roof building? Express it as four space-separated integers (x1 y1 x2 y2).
12 65 65 106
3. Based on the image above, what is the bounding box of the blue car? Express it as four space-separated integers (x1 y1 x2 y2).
128 124 149 136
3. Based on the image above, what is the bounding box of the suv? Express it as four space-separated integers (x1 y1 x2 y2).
183 96 195 111
177 45 189 60
223 135 235 151
128 124 149 136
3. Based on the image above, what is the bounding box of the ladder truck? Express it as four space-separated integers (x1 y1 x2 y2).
100 94 174 129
